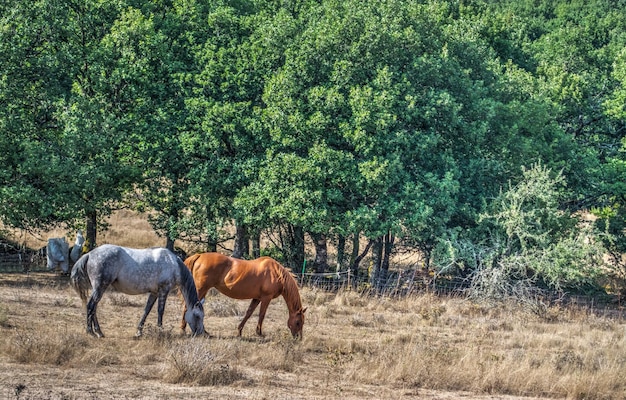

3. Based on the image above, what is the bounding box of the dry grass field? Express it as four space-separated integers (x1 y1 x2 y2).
1 212 626 399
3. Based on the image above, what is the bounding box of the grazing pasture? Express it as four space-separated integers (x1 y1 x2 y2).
1 211 625 399
0 272 625 400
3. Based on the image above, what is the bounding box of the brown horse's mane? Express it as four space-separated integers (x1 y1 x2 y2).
275 262 303 313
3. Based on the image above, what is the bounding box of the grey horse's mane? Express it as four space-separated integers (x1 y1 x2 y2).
177 258 200 307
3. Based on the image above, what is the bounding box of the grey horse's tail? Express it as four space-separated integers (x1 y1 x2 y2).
70 253 91 305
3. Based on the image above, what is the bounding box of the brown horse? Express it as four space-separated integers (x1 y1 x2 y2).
181 253 306 339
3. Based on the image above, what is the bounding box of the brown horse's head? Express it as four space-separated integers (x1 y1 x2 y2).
288 307 306 340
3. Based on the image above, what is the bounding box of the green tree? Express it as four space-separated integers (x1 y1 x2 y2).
103 2 212 250
184 1 304 257
0 0 136 249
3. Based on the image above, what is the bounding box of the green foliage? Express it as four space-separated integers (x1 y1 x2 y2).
484 165 576 252
0 0 624 293
434 165 611 295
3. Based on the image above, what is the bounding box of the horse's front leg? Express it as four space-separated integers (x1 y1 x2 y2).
180 301 188 332
136 293 158 337
238 299 260 336
256 299 271 337
156 291 169 329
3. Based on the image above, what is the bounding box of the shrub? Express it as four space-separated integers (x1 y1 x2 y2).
434 165 612 301
163 341 245 385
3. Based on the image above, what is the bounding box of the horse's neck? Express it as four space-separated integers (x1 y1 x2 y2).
178 262 199 307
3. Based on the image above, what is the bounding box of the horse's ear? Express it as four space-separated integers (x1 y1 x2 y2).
195 301 203 309
301 307 307 314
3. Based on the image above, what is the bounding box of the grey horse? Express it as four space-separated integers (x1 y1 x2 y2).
46 231 85 273
70 244 204 338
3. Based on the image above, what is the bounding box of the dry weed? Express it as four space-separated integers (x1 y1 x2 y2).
0 304 8 327
329 292 626 399
205 297 242 317
163 339 246 385
107 292 143 308
7 329 89 365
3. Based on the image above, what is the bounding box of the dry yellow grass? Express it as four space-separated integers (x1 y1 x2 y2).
0 272 625 399
1 212 626 399
2 210 166 251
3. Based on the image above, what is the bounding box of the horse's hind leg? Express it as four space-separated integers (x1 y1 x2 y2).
238 299 260 336
92 313 103 338
87 289 105 338
136 293 158 337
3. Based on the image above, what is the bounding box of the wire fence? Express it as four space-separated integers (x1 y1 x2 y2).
0 253 469 296
0 251 47 273
0 253 621 312
295 269 469 297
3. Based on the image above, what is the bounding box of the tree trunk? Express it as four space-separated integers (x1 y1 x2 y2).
250 231 261 259
351 238 373 282
292 225 305 271
232 221 249 259
165 205 181 252
283 224 305 270
370 236 383 289
206 239 217 253
349 234 360 274
380 232 394 290
85 210 97 251
165 236 175 251
205 208 217 252
311 232 329 273
336 235 346 273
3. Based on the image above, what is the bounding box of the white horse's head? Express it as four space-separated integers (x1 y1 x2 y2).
70 230 86 263
46 237 70 273
185 301 205 336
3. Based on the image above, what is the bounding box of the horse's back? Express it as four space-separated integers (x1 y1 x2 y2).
186 253 283 299
187 253 276 279
88 245 180 293
93 244 174 264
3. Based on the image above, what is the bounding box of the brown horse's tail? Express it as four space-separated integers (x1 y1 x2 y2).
183 253 202 274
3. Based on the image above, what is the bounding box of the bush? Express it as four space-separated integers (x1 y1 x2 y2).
163 341 245 385
434 165 613 300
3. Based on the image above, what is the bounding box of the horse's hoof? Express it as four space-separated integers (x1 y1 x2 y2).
135 331 143 338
